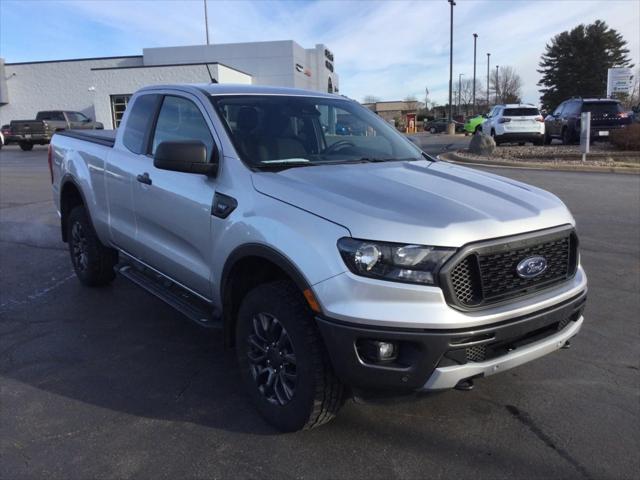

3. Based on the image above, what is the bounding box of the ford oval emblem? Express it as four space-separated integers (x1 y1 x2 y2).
516 256 548 278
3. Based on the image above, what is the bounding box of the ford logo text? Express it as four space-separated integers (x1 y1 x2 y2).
516 256 548 278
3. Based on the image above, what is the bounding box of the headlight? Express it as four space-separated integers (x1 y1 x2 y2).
337 238 455 285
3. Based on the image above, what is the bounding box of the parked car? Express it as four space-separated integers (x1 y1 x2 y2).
424 118 463 133
10 110 103 151
544 98 631 145
463 114 486 134
481 104 545 145
1 124 12 148
50 84 587 432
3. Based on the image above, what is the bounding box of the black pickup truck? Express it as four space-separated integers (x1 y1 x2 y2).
8 111 103 151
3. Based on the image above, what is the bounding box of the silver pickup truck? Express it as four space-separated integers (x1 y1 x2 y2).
50 84 587 431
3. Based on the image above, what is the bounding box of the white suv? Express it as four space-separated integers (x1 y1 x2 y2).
482 104 545 145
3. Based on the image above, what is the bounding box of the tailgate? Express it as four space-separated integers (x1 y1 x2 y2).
10 120 46 135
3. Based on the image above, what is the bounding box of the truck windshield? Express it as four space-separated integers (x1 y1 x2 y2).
210 95 423 169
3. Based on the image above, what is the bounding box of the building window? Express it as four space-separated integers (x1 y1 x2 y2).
110 94 132 128
328 77 333 94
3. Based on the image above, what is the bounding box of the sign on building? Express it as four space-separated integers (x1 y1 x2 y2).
607 68 634 97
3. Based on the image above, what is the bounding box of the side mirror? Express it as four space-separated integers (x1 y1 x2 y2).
154 140 218 175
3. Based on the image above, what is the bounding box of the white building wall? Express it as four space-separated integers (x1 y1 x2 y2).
91 64 251 128
0 40 337 128
0 59 250 128
0 57 142 126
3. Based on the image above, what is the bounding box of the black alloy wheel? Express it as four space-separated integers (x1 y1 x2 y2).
247 312 298 406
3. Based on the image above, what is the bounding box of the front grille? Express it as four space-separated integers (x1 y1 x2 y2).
465 344 487 362
442 227 578 310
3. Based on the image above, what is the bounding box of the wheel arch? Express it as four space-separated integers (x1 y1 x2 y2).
59 175 88 242
221 244 314 348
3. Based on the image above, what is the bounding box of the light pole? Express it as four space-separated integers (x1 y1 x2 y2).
204 0 210 45
495 65 500 104
447 0 456 134
486 53 490 108
458 73 464 116
472 33 478 114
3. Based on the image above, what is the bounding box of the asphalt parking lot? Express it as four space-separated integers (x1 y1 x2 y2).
1 143 639 479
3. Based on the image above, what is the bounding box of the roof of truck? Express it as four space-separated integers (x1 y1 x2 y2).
137 83 343 99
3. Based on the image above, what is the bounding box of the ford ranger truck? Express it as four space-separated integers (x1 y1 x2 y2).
50 84 587 432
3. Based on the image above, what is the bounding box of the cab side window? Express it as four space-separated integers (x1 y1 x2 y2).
122 94 160 154
151 96 214 160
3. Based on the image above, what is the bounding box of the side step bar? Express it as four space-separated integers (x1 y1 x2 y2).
117 263 222 329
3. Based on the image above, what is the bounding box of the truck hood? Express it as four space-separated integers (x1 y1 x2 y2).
251 160 574 247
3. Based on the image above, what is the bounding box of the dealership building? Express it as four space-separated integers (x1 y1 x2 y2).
0 40 339 128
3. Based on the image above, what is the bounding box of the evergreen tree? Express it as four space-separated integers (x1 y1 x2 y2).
537 20 633 110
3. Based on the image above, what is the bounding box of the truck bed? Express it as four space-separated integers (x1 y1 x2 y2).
56 129 116 148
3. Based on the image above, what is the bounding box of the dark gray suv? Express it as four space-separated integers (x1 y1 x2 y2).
544 98 631 145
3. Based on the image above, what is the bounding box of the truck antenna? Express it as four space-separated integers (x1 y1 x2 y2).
205 64 218 84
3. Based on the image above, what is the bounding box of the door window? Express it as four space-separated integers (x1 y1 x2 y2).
151 96 214 160
552 103 565 116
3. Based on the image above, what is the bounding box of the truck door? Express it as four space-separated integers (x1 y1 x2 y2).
105 93 161 255
130 94 217 297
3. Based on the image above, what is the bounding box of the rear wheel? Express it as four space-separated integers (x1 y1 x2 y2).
67 206 118 286
236 280 344 431
19 142 33 151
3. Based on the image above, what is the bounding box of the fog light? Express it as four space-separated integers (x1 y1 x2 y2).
377 341 396 359
358 339 399 363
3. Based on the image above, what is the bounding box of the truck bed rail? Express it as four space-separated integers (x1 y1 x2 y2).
56 129 116 148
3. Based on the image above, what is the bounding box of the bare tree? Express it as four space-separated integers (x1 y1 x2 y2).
491 66 523 104
362 95 381 104
457 78 484 116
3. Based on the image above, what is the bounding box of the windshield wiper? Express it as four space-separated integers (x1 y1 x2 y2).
354 157 422 163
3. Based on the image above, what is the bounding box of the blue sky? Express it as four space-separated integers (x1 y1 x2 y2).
1 0 638 105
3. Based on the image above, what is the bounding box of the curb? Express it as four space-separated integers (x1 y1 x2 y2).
439 152 640 175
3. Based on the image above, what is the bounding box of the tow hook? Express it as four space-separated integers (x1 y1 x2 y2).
455 379 474 391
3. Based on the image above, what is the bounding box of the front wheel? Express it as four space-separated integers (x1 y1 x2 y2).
236 281 344 431
67 206 118 286
19 142 33 151
544 131 552 145
562 128 573 145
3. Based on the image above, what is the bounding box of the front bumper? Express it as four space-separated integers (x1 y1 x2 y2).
316 290 586 393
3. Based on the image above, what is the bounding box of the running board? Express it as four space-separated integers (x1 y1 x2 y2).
117 263 222 329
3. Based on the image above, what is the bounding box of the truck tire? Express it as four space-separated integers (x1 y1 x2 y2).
67 206 118 286
236 280 344 431
20 142 34 151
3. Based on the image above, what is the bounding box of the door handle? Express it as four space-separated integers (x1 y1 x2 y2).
136 172 152 185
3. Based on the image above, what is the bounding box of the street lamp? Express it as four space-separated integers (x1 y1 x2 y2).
458 73 464 116
486 53 490 108
495 65 500 104
472 33 478 114
203 0 210 45
447 0 456 134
